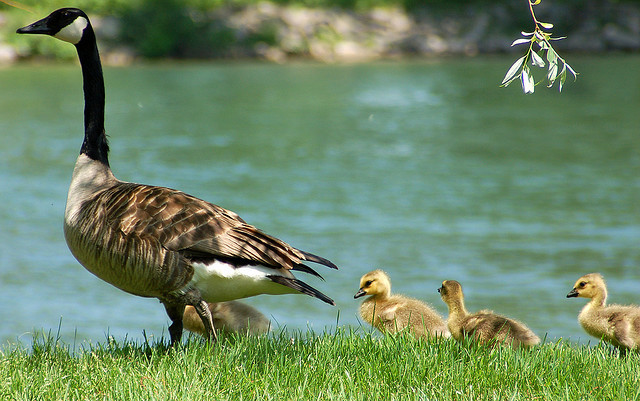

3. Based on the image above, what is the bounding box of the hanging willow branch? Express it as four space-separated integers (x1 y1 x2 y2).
501 0 577 94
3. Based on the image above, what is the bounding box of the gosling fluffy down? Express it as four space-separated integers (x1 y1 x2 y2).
567 273 640 351
438 280 540 349
354 270 450 339
183 301 270 337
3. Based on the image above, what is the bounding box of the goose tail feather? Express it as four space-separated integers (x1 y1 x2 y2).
268 275 335 306
299 250 338 270
291 264 324 280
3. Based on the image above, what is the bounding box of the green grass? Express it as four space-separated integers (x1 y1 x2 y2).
2 328 640 400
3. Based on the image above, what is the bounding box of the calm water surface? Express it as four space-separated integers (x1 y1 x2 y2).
1 55 639 348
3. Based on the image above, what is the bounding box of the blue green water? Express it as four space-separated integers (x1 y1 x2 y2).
1 55 638 347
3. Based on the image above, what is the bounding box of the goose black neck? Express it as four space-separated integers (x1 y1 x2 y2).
76 25 109 166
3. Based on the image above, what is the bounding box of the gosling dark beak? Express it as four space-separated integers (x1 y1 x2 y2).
354 288 366 299
17 17 54 35
566 289 579 298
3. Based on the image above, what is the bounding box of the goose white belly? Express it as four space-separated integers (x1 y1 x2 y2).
190 260 297 302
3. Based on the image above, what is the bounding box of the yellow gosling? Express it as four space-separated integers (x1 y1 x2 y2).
567 273 640 352
354 270 450 339
183 301 270 337
438 280 540 349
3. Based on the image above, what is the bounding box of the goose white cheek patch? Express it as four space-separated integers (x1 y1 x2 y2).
54 17 88 44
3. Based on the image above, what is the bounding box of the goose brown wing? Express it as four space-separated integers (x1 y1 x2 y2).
102 183 336 272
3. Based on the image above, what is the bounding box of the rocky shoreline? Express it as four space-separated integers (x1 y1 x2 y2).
2 0 640 64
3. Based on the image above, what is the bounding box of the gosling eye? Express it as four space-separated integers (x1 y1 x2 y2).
364 280 373 287
579 281 587 288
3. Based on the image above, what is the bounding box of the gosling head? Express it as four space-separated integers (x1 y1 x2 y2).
17 8 90 45
438 280 463 305
566 273 606 299
354 269 391 299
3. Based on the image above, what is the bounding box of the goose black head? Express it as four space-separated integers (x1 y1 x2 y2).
17 8 90 45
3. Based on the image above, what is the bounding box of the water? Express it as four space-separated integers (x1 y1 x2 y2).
1 56 639 348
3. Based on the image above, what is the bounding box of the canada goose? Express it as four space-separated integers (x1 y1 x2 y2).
183 301 270 337
438 280 540 349
17 8 337 345
354 270 450 339
567 273 640 352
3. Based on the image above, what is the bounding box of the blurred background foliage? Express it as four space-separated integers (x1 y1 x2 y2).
3 0 640 59
2 0 468 59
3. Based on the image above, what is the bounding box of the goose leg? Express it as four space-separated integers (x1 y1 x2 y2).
162 289 217 345
164 303 186 346
618 347 628 358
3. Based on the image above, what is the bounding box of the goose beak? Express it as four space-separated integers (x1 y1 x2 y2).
17 17 54 35
566 288 579 298
354 288 366 299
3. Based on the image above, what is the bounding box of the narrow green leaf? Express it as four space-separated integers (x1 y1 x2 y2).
547 63 558 86
559 70 567 92
511 38 531 47
527 71 536 93
521 67 535 94
545 47 557 64
539 22 554 29
502 72 521 87
501 55 526 86
521 31 535 37
531 51 545 68
566 64 578 79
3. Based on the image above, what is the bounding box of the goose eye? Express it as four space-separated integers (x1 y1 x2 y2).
579 281 587 288
364 280 373 287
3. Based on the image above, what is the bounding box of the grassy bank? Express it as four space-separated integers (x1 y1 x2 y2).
2 329 640 400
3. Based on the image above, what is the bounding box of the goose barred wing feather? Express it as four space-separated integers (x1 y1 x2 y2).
68 185 194 297
102 183 335 273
